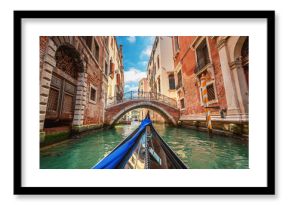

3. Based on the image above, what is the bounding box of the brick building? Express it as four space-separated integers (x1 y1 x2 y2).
172 36 249 136
39 36 124 145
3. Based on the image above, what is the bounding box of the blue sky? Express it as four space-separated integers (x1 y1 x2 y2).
116 36 155 93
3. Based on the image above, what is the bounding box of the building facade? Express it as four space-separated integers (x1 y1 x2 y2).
138 77 149 94
172 36 249 136
138 77 165 123
147 36 176 99
106 36 124 106
39 36 124 145
138 77 149 121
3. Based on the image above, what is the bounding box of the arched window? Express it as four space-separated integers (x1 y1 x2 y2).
55 45 80 79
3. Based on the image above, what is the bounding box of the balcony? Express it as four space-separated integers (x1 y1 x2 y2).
195 63 214 77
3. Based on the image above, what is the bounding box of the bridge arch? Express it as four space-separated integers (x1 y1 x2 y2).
107 101 179 126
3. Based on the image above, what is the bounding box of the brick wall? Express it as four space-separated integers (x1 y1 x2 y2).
207 37 227 114
174 36 205 116
84 67 104 125
175 36 228 117
83 37 105 126
40 36 49 77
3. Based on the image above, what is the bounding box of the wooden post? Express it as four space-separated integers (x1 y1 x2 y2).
200 74 213 135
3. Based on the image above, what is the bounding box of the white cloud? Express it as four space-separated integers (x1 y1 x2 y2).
139 61 148 67
124 67 147 83
141 36 155 44
127 36 136 43
141 45 152 58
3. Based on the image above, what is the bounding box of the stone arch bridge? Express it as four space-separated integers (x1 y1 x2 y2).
105 91 180 126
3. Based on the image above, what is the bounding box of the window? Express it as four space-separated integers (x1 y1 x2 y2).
173 36 180 54
180 98 185 109
116 74 121 86
157 56 160 69
200 82 216 105
196 39 210 72
176 70 182 89
110 59 115 78
207 83 216 101
168 74 175 90
105 62 108 76
89 85 97 103
94 41 100 62
82 36 92 49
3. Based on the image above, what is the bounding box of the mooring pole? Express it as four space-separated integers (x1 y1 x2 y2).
200 74 213 136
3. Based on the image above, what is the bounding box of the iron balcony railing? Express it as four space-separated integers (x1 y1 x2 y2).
106 91 177 108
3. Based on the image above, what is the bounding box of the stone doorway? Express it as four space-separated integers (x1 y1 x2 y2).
44 45 82 130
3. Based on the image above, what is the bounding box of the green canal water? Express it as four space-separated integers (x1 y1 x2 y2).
40 122 248 169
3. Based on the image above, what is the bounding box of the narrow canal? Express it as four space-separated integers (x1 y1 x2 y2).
40 122 248 169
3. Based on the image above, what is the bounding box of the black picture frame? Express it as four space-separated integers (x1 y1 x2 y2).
14 10 275 195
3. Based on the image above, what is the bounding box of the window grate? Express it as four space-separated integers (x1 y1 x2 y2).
207 83 216 101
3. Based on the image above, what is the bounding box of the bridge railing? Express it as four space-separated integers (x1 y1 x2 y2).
106 91 177 108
